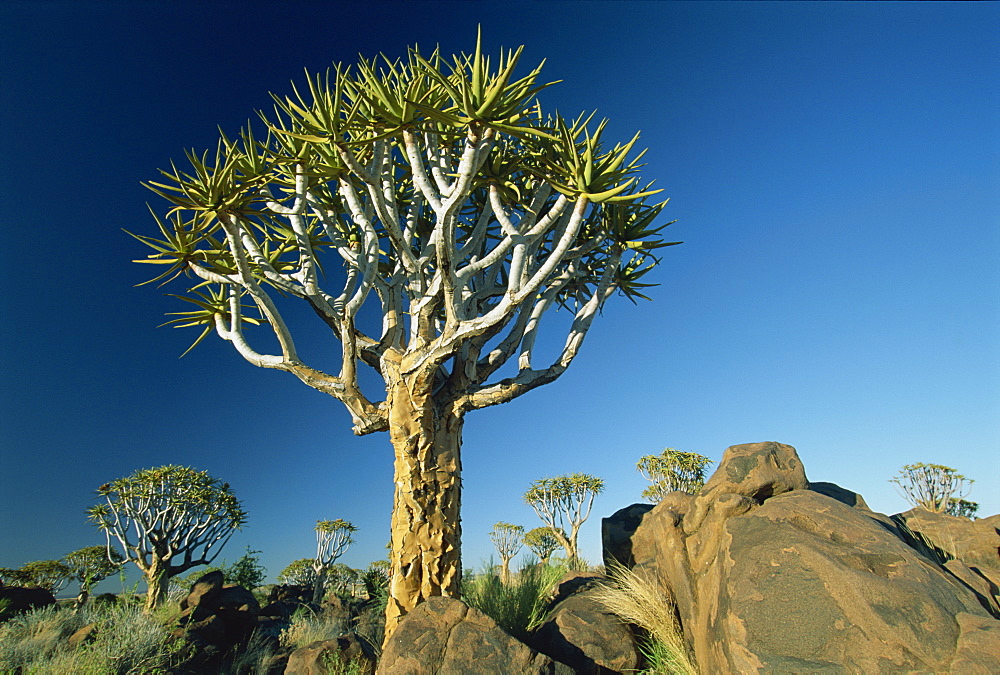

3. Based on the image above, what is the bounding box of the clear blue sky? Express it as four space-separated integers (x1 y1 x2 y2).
2 2 997 594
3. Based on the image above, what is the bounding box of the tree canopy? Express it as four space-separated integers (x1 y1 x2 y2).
134 32 676 435
87 465 246 610
637 448 714 502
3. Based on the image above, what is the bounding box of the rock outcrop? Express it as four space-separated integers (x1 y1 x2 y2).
285 633 378 674
611 441 1000 672
893 507 1000 570
377 596 571 674
0 584 55 618
175 570 261 654
530 572 641 674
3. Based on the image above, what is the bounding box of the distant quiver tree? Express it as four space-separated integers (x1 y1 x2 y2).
63 545 125 605
524 473 604 561
890 463 977 516
489 522 524 584
312 519 357 603
637 447 713 502
523 526 561 565
87 465 246 611
278 558 318 586
133 32 676 635
14 560 72 595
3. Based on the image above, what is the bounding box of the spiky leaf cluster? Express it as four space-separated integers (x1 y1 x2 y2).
134 32 678 436
524 473 604 560
637 448 714 502
63 546 125 593
278 558 318 586
314 519 357 569
12 560 72 594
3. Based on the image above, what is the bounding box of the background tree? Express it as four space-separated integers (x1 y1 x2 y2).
363 560 391 601
890 463 976 515
489 522 525 585
15 560 72 595
312 519 357 603
225 546 268 590
637 448 714 502
63 545 125 605
948 498 979 519
278 558 317 586
87 465 246 611
524 473 604 561
523 526 561 565
135 33 673 634
0 568 32 587
325 562 363 597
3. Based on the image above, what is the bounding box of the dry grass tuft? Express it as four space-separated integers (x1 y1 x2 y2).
592 562 697 675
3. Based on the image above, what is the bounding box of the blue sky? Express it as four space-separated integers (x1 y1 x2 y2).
2 2 997 594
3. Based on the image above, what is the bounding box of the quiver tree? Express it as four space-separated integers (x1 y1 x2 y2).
278 558 318 586
890 463 976 515
948 498 979 519
637 447 714 502
489 522 524 584
524 473 604 562
15 560 72 594
312 519 357 603
63 545 125 605
363 559 391 599
87 465 246 611
134 32 675 635
524 526 561 565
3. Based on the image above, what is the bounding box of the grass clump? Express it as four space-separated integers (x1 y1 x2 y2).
592 562 697 675
279 605 349 651
461 558 569 641
0 600 184 674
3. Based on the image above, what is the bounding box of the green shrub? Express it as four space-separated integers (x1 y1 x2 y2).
461 559 568 641
0 601 184 674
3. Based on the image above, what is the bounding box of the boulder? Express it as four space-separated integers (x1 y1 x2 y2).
893 508 1000 570
285 633 377 674
377 596 571 674
0 585 56 618
68 622 99 649
181 570 225 612
176 577 261 653
624 441 1000 672
531 573 641 674
602 503 653 568
215 583 262 641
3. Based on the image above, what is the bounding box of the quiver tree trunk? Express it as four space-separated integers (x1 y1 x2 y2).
384 359 464 638
143 557 171 612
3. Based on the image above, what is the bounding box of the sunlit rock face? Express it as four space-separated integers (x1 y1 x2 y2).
611 441 1000 673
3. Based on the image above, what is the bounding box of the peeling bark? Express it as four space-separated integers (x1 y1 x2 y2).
383 353 464 639
143 557 171 612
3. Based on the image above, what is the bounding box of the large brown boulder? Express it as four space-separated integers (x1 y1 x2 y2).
176 572 261 653
893 508 1000 570
377 596 571 674
602 503 653 568
625 441 1000 672
285 633 377 674
0 585 56 619
181 569 225 612
531 572 641 674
